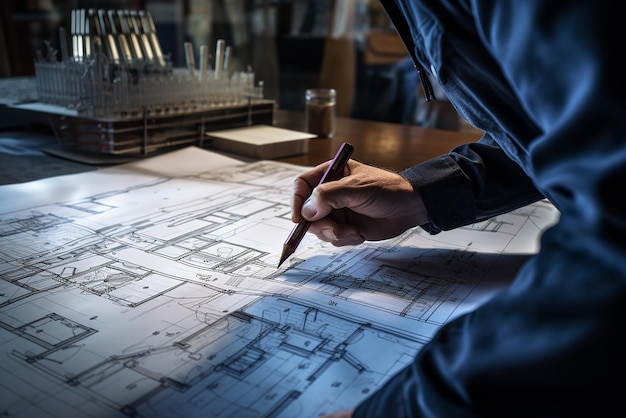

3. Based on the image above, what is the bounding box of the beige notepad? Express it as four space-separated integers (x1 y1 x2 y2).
207 125 316 159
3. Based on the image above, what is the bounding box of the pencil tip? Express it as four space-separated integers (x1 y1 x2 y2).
277 245 294 268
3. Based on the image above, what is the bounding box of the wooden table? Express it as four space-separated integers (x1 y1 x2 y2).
273 109 482 170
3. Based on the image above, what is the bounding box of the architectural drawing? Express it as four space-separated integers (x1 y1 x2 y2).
0 147 559 417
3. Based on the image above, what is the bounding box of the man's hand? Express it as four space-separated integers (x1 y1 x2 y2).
292 159 428 246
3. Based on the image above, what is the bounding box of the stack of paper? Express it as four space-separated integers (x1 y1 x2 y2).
207 125 316 159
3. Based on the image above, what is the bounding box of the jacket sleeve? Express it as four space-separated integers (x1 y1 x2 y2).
355 0 626 416
400 132 543 234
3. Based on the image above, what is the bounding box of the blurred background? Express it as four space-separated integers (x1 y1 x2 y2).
0 0 469 131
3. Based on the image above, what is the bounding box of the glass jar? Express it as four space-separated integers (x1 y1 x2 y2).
305 88 336 138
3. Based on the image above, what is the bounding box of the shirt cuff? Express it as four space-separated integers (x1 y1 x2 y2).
400 155 476 234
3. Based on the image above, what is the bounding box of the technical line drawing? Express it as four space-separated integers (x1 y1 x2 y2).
0 149 559 417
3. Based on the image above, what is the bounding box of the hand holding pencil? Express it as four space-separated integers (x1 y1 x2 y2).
279 142 429 267
278 142 354 267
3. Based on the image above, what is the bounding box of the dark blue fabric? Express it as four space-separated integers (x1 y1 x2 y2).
355 0 626 416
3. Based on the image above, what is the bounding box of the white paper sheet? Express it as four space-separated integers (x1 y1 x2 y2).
0 146 559 417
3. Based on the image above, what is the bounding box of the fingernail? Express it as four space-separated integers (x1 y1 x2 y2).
302 198 317 217
321 228 338 241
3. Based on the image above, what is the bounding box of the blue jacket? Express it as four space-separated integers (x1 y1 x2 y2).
354 0 626 416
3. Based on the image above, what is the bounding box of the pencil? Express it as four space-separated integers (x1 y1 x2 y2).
278 142 354 268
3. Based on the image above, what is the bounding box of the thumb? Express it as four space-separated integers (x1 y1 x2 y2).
301 183 343 221
301 197 319 219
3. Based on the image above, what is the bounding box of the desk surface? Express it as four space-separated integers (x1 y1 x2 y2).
274 110 482 170
0 108 481 185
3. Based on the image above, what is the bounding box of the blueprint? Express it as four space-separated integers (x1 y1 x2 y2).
0 146 559 417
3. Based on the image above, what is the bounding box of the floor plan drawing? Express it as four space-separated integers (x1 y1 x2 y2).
0 147 559 417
